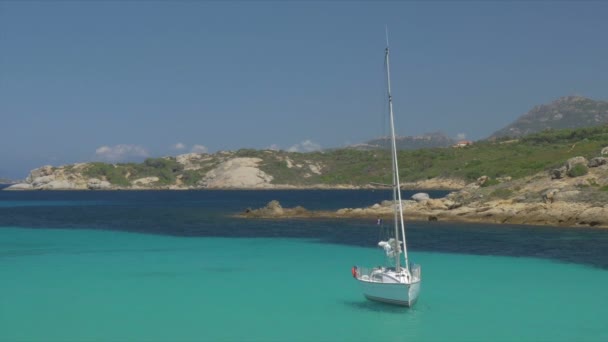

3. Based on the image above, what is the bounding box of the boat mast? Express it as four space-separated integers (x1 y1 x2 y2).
385 38 410 273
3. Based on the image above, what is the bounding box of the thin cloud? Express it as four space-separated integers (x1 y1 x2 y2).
95 144 148 162
191 144 208 153
456 133 467 140
287 140 322 152
172 142 186 150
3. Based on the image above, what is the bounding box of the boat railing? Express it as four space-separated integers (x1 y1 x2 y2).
355 266 381 282
356 265 421 282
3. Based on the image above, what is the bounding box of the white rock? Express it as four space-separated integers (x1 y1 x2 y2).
32 175 55 187
411 192 430 202
308 163 322 175
203 157 273 189
39 180 81 190
176 153 211 171
132 177 160 186
87 178 112 190
26 165 54 183
4 183 33 190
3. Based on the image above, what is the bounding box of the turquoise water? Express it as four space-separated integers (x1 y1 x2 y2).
2 227 608 341
1 190 608 341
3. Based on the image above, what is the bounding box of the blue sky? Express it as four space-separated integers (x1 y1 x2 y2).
1 1 607 178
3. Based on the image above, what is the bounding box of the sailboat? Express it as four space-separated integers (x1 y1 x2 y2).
352 41 421 307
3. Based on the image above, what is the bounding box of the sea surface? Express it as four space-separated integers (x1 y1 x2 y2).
1 190 607 341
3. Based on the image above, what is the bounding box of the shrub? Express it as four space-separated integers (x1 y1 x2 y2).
481 178 500 187
490 188 513 199
568 164 588 177
84 163 130 186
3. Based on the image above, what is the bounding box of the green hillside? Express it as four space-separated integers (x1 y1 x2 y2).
262 125 608 185
36 125 608 189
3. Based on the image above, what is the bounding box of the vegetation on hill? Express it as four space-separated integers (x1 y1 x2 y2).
25 125 608 189
394 125 608 182
84 157 187 187
351 131 455 150
250 125 608 186
223 125 608 186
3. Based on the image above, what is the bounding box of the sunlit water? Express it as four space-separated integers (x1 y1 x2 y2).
1 190 607 341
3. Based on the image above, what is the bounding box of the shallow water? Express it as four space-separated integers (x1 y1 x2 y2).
1 190 607 341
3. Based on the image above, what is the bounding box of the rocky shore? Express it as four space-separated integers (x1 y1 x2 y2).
241 155 608 228
3 152 464 191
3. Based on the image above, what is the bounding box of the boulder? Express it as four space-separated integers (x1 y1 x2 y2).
542 189 559 204
411 193 430 202
550 167 567 179
588 157 608 168
566 156 588 171
602 146 608 155
476 175 489 186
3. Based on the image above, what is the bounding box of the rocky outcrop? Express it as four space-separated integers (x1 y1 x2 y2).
5 164 111 190
242 194 608 228
9 165 88 190
400 177 466 190
243 200 308 218
132 177 159 186
175 153 213 171
87 178 112 190
202 158 274 189
241 149 608 228
5 183 33 190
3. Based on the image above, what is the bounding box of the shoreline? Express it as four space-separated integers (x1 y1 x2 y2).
239 210 606 230
239 195 608 229
3 184 462 191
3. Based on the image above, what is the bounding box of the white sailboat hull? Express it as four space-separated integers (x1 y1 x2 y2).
357 278 420 307
354 265 421 307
